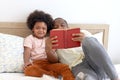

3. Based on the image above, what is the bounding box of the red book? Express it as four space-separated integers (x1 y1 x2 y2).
50 28 81 49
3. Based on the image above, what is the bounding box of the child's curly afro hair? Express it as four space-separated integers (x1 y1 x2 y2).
27 10 53 33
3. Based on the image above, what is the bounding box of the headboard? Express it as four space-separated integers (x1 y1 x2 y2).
0 22 109 49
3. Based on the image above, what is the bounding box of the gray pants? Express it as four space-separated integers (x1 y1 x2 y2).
72 37 118 80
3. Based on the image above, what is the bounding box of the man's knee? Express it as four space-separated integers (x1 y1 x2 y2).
82 37 99 49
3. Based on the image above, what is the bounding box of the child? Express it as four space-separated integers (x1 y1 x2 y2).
23 10 74 80
46 17 119 80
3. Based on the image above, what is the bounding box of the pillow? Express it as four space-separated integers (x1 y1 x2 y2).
81 30 103 44
92 32 103 45
81 30 92 37
0 33 24 72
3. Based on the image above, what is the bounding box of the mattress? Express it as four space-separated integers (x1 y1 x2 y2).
0 64 119 80
0 73 59 80
114 64 120 78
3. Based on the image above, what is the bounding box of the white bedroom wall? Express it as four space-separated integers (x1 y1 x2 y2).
0 0 120 64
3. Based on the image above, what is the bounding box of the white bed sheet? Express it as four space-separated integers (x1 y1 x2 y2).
0 73 40 80
0 64 119 80
114 64 120 78
0 73 59 80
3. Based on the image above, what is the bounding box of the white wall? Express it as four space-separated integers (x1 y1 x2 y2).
0 0 120 64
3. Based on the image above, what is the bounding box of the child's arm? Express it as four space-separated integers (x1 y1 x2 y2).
23 47 32 69
46 49 59 63
45 37 59 63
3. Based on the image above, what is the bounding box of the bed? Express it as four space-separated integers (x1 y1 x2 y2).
0 22 119 80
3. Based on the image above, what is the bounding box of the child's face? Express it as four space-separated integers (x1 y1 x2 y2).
32 22 47 39
54 19 68 29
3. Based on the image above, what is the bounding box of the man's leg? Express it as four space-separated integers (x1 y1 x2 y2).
81 37 118 80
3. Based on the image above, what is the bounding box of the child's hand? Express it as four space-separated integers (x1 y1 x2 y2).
45 36 58 53
51 36 59 47
23 62 32 69
45 37 52 53
45 37 58 63
72 32 85 42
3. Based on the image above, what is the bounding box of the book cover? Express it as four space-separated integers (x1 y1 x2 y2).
50 28 81 49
